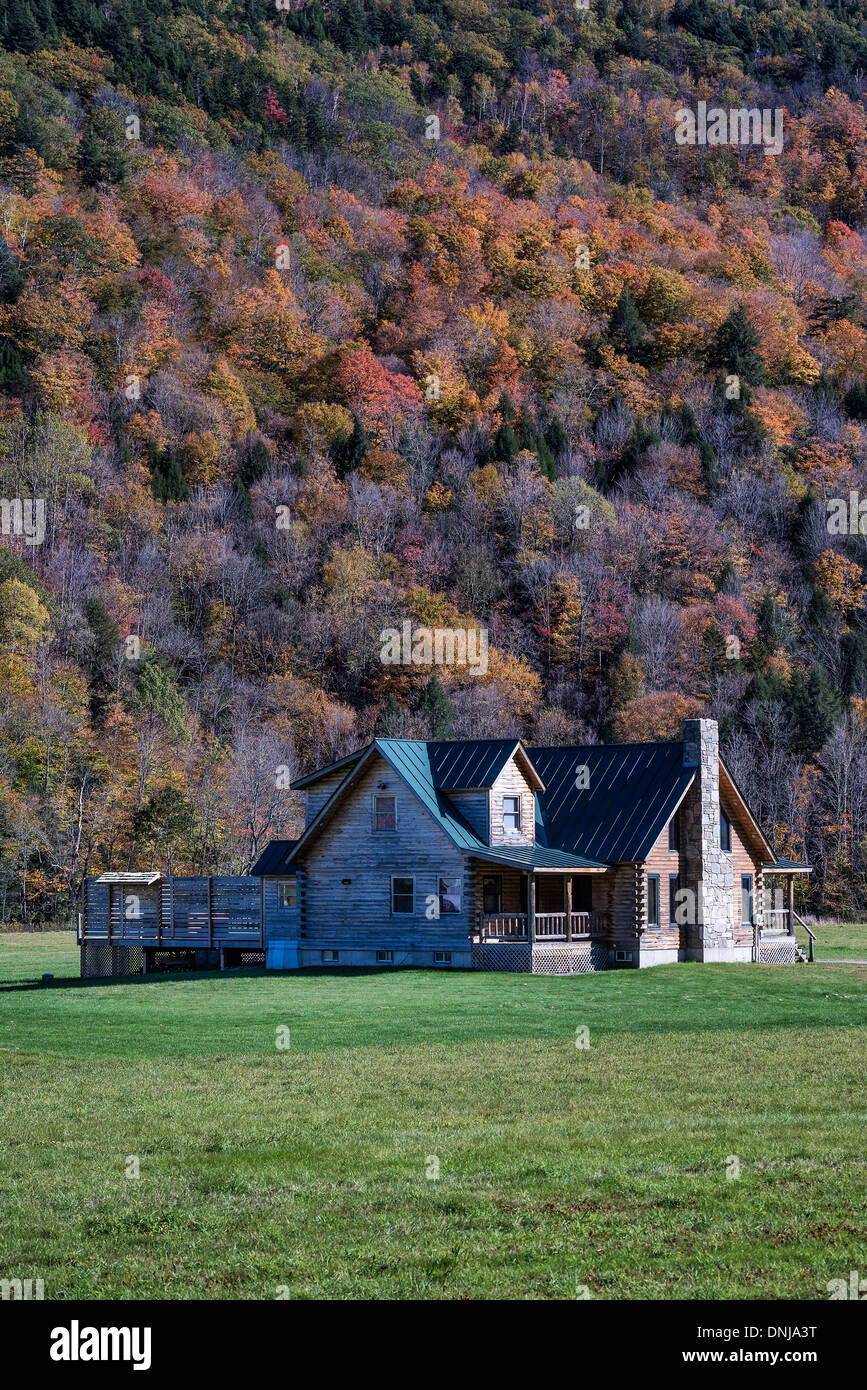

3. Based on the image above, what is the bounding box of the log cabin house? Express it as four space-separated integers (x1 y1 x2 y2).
80 718 813 976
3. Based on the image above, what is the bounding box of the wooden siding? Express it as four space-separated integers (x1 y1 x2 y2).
488 760 535 847
305 768 355 826
724 791 762 947
642 824 681 950
262 872 300 941
299 752 471 949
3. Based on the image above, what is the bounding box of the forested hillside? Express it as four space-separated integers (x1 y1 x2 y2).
2 0 867 918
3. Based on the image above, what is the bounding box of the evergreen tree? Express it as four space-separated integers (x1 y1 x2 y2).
708 303 765 385
607 286 646 361
789 667 843 754
331 415 368 479
491 391 519 462
148 442 188 503
84 596 121 720
419 674 454 738
0 236 24 304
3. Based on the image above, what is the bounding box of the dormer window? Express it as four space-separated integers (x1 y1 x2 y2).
503 796 521 833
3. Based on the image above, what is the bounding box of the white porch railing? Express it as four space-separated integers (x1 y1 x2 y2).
762 908 792 934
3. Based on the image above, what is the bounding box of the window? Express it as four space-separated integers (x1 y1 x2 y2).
439 877 462 915
322 950 339 963
503 795 521 832
482 875 502 914
668 814 680 851
374 794 396 831
391 877 414 914
720 807 732 852
277 879 297 910
646 874 660 928
615 949 633 963
433 951 452 965
668 874 679 927
741 874 754 926
376 949 393 963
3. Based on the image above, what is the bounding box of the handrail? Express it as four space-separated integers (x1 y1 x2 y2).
792 911 816 962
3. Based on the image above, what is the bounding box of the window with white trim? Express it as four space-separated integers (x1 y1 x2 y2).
503 795 521 833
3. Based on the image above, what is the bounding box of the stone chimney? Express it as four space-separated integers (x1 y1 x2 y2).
680 719 735 960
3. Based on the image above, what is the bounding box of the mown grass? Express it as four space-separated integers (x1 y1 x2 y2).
1 932 865 1299
800 919 867 959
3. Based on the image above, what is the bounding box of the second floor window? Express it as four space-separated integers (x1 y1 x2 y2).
374 794 396 831
503 795 521 832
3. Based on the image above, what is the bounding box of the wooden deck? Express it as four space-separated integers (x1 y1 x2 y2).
81 875 264 949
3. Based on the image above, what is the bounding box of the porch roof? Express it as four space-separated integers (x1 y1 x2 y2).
470 846 607 873
249 840 299 876
95 871 162 885
761 859 812 873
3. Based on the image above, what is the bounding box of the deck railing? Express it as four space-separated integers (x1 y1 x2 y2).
477 911 605 942
83 875 264 948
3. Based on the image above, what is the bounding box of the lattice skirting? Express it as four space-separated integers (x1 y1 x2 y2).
531 944 608 974
472 943 608 974
81 943 144 978
472 942 533 972
234 950 266 967
758 938 797 964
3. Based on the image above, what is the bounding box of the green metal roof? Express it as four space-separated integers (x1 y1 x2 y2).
374 740 489 850
761 859 812 872
283 737 699 870
426 739 542 789
529 742 695 863
471 845 606 872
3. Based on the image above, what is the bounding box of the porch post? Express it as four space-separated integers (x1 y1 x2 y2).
528 873 536 946
564 875 573 942
787 875 794 936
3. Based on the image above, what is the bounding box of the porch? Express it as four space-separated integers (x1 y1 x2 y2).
475 910 607 942
759 866 816 963
469 853 610 953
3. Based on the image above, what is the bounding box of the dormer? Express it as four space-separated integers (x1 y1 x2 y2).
433 741 544 848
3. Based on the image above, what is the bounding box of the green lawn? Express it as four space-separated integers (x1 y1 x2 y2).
800 919 867 960
1 932 866 1300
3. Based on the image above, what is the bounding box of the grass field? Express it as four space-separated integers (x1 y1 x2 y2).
799 918 867 959
1 931 866 1300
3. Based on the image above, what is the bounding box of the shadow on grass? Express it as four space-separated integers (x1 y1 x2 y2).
0 964 480 994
